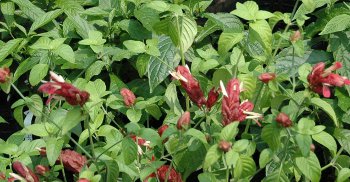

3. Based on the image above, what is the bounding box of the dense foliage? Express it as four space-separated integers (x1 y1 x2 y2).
1 0 350 181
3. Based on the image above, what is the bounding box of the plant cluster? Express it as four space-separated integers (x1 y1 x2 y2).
0 0 350 181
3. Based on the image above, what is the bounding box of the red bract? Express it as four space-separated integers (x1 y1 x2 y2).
177 111 191 130
77 178 90 182
290 30 301 42
158 124 169 137
35 165 49 176
258 73 276 83
12 161 39 182
130 134 149 147
276 112 292 127
173 66 206 107
59 149 87 173
38 72 90 106
120 88 136 107
221 79 261 126
0 67 10 83
218 141 232 152
145 165 182 182
206 87 219 110
307 62 350 98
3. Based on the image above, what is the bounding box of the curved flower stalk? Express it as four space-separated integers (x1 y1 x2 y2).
308 62 350 98
38 71 90 106
220 79 262 126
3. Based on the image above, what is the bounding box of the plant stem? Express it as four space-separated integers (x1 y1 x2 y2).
96 139 123 160
86 118 100 171
321 146 344 171
59 157 68 182
223 154 230 182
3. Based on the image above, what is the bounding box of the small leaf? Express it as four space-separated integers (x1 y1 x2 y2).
198 172 218 182
24 124 49 137
218 32 244 55
336 168 350 182
295 133 312 157
29 9 63 33
203 144 221 170
220 122 239 141
231 1 259 21
259 148 273 168
126 109 142 123
311 98 338 127
295 152 321 182
46 137 64 166
104 160 119 182
53 44 75 63
61 107 84 135
232 139 250 152
0 38 23 63
27 94 43 117
261 123 281 151
122 137 137 165
29 64 49 86
123 40 146 54
164 82 183 115
85 61 105 80
249 20 272 54
185 128 208 144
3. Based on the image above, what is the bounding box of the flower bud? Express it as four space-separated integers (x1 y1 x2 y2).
35 165 49 176
177 111 191 130
310 144 315 152
206 87 219 110
120 88 136 107
218 141 232 152
158 125 169 137
77 178 90 182
0 67 10 83
12 161 39 182
258 73 276 83
276 112 292 127
290 30 301 42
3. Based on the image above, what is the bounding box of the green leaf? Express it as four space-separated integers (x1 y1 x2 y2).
134 6 160 31
126 109 142 123
312 131 337 156
232 139 250 153
46 137 64 166
310 98 338 127
148 36 180 92
320 15 350 35
259 148 273 168
336 168 350 182
29 9 63 33
164 82 182 115
198 172 218 182
204 13 243 32
0 143 18 155
27 94 43 117
0 116 6 124
29 64 49 86
12 0 45 20
261 123 281 151
61 107 84 135
295 133 312 157
231 1 259 21
249 20 272 54
185 128 208 144
234 155 256 179
302 0 316 12
104 160 119 182
0 38 23 63
67 15 95 39
203 144 221 170
123 40 146 54
263 170 289 182
85 61 105 80
295 152 321 182
119 19 151 40
220 122 239 141
218 32 244 55
1 2 15 26
122 137 137 165
53 44 75 63
136 54 150 77
24 124 49 137
225 149 239 167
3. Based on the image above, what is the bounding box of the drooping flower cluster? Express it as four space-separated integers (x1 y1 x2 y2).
0 67 10 83
171 66 219 110
258 73 276 83
275 112 292 127
307 62 350 98
221 78 262 126
177 111 191 130
120 88 136 107
38 71 90 106
145 165 182 182
11 161 39 182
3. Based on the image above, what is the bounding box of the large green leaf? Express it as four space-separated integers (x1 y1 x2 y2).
312 131 337 156
218 32 244 55
122 137 138 165
164 82 182 115
104 160 119 182
203 144 221 170
29 9 63 33
310 98 338 127
234 155 256 179
336 168 350 182
85 61 105 80
147 36 180 92
320 14 350 35
53 44 75 63
261 123 281 151
1 1 15 26
12 0 45 20
61 107 84 135
29 64 49 86
249 20 272 54
220 122 239 141
204 13 244 32
295 153 321 182
0 38 23 63
295 133 312 157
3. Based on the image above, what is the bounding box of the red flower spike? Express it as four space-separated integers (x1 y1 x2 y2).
276 112 292 127
173 66 206 107
35 165 49 176
177 111 191 130
130 134 150 147
77 178 90 182
58 149 87 173
218 141 232 152
145 165 182 182
221 79 262 126
38 72 90 106
206 87 219 110
258 73 276 83
308 62 350 98
12 161 39 182
0 67 10 83
120 88 136 107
